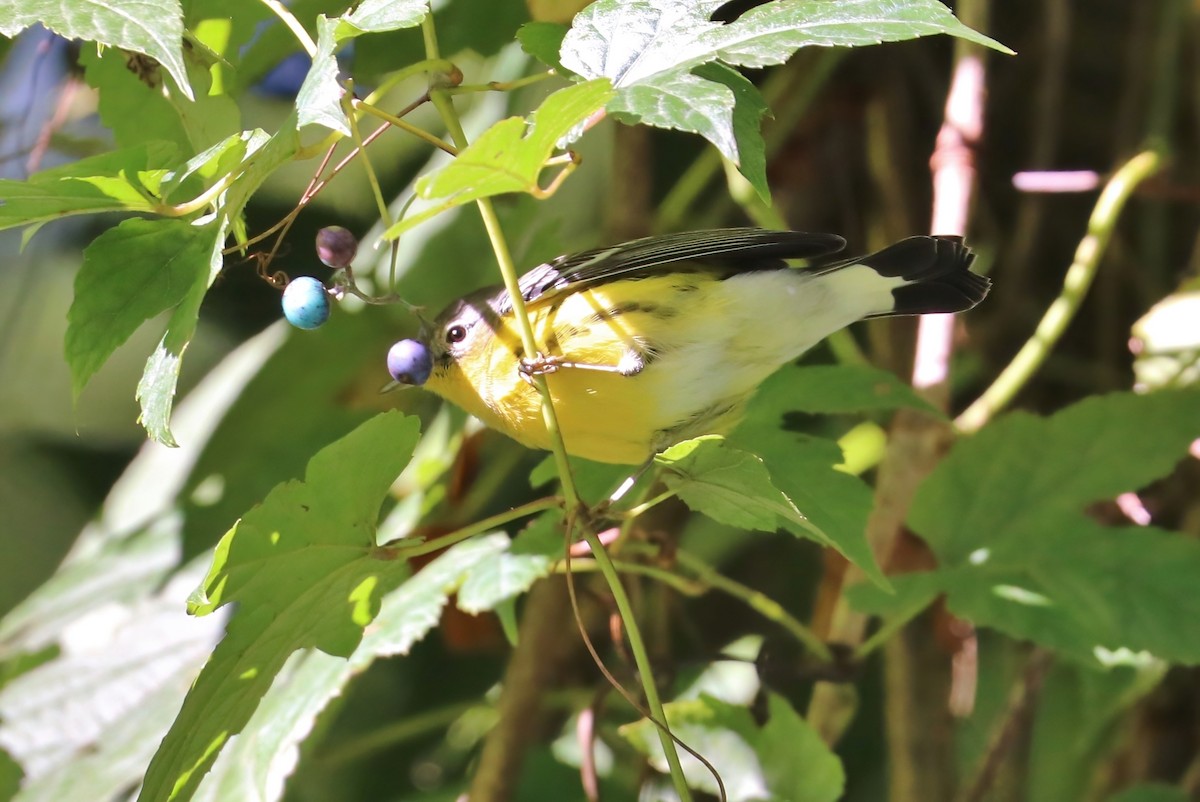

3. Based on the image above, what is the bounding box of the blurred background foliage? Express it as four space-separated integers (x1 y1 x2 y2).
0 0 1198 800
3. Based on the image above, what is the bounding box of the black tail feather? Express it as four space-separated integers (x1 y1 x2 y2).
859 235 989 316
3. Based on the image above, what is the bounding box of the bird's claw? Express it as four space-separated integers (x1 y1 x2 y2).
518 353 564 382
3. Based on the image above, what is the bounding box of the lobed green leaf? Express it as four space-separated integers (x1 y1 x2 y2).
139 412 421 802
558 0 1010 194
858 390 1200 665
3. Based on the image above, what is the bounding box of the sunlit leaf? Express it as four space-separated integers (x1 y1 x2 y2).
384 79 614 238
138 412 420 802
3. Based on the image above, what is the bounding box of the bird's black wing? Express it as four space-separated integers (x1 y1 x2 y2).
514 228 847 309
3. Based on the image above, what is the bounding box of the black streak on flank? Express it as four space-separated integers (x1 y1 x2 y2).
557 324 589 342
590 301 657 323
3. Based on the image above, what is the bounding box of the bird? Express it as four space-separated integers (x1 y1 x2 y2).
385 228 989 465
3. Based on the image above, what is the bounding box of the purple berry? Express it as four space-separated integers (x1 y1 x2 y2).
316 226 358 269
387 339 432 386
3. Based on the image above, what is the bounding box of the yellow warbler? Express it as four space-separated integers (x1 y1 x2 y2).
387 228 988 464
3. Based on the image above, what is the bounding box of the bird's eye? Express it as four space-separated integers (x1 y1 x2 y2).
446 324 467 344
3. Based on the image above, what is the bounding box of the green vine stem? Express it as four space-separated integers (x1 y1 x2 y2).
384 496 561 560
673 550 833 662
956 149 1164 433
417 12 692 800
256 0 317 57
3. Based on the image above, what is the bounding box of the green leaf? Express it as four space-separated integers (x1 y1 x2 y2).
80 23 241 154
457 516 562 614
190 650 348 802
135 219 229 446
860 390 1200 664
138 412 421 802
384 79 615 238
656 436 848 557
621 693 843 801
0 145 174 231
694 62 769 200
295 3 429 134
732 368 886 587
657 436 798 532
559 0 1009 172
296 15 351 134
931 519 1200 664
517 21 570 74
0 0 194 100
81 46 190 151
755 693 846 802
910 389 1200 564
1024 662 1166 802
702 0 1013 63
179 313 392 559
343 0 427 32
65 218 214 401
198 531 536 802
770 363 940 416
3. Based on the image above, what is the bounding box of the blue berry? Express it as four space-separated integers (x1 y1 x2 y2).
387 339 432 386
282 276 331 330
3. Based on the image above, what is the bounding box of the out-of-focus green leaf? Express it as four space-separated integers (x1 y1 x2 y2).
910 389 1200 564
0 561 222 802
1131 281 1200 391
857 390 1200 665
1025 661 1167 802
177 311 398 559
190 650 347 802
622 693 843 801
0 749 19 801
0 0 194 100
766 364 940 416
80 47 190 152
517 22 569 74
457 516 561 614
194 527 547 802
